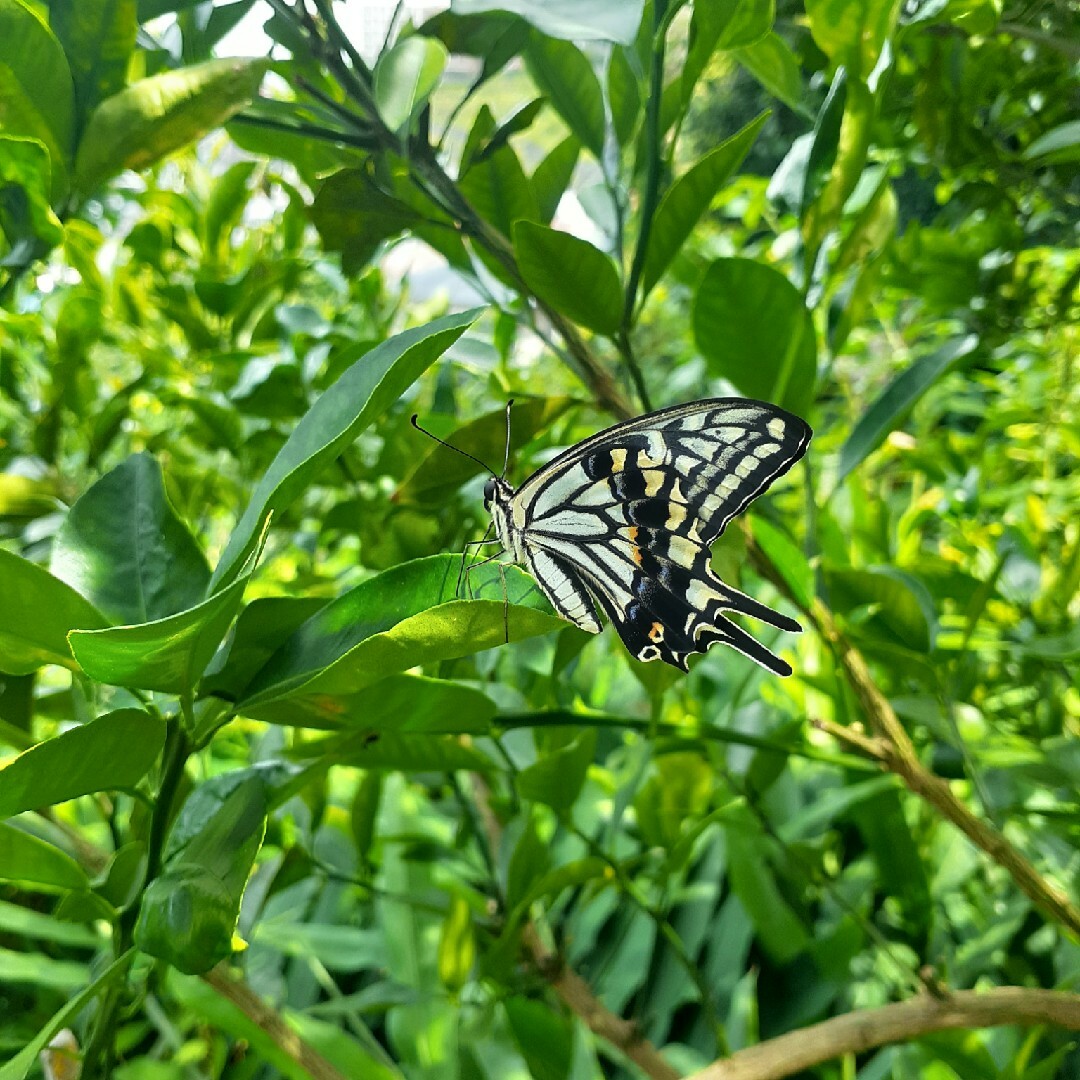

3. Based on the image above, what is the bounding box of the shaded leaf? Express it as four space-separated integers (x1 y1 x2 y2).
51 452 211 625
514 220 622 334
453 0 643 44
525 32 605 159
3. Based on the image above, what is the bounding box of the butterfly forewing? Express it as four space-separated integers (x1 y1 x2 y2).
492 398 811 673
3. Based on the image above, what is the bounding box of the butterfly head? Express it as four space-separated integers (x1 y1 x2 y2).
483 475 513 511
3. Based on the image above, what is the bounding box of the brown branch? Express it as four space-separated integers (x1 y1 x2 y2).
203 965 349 1080
744 527 1080 941
469 777 678 1080
686 987 1080 1080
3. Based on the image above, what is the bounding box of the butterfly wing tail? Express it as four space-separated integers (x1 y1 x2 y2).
712 577 803 634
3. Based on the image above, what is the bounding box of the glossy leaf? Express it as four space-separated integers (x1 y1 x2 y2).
640 111 769 301
0 709 165 819
1024 120 1080 163
452 0 644 44
210 310 482 591
374 35 448 133
0 823 89 892
73 57 268 193
49 0 137 122
693 257 817 414
68 573 249 693
50 453 210 625
237 554 563 708
524 33 605 159
514 221 622 334
0 548 107 675
835 336 977 488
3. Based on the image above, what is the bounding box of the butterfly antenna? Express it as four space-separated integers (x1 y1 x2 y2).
410 414 494 473
501 398 515 478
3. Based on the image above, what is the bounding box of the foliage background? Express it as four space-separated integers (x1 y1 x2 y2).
0 0 1078 1078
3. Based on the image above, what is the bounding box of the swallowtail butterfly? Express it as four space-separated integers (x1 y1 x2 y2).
481 398 811 674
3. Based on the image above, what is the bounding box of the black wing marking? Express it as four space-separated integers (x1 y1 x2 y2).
512 398 810 673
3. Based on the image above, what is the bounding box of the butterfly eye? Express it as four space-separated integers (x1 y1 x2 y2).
483 478 496 507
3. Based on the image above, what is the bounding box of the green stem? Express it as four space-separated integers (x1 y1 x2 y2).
622 0 669 331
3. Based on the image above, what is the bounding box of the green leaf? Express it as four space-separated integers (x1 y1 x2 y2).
452 0 644 44
73 57 268 193
458 142 538 239
806 0 900 80
135 776 266 974
237 555 563 708
531 133 580 223
1024 120 1080 163
0 548 107 675
825 566 934 652
834 335 976 488
374 35 448 133
473 97 546 165
0 135 64 258
210 310 482 591
506 810 552 912
0 822 90 891
505 997 573 1080
397 396 574 504
607 46 640 147
514 220 622 334
0 951 133 1080
68 574 249 693
323 731 495 773
640 111 769 301
49 0 137 123
420 10 529 86
251 673 496 732
525 32 606 159
50 453 210 625
0 709 165 819
725 814 809 963
517 729 596 810
751 518 813 610
0 0 75 166
310 164 422 275
734 33 805 114
693 257 817 414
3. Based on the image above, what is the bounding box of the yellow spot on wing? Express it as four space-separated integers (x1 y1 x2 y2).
611 448 627 473
644 470 663 497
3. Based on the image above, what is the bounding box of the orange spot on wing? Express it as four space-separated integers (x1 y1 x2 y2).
649 622 664 641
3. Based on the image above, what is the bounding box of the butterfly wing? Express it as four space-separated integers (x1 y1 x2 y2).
511 398 811 672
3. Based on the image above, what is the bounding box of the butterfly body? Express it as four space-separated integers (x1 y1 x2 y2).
482 398 811 674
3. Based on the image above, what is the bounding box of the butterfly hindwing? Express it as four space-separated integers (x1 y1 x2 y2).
495 398 811 673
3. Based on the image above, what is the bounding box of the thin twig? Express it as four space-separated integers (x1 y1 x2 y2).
687 987 1080 1080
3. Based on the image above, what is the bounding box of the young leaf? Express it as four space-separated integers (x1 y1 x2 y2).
806 0 900 81
640 111 769 301
693 257 817 414
374 35 448 134
73 57 268 193
50 453 211 625
0 548 107 675
514 221 622 334
209 310 483 591
0 709 165 819
68 573 250 694
734 33 805 114
524 32 605 159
